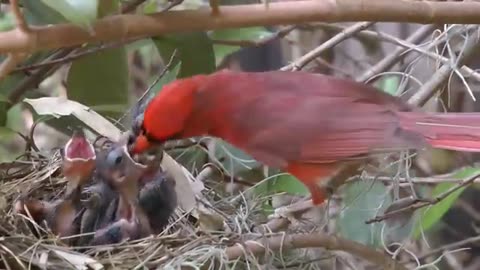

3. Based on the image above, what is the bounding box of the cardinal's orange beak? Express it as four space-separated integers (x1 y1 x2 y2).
131 134 152 154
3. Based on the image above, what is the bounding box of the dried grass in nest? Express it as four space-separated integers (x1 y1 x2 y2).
0 151 302 270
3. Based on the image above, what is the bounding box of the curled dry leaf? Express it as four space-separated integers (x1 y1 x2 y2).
24 97 121 142
161 154 204 215
23 97 203 215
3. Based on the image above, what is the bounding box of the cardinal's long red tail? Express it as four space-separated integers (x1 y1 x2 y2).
399 112 480 152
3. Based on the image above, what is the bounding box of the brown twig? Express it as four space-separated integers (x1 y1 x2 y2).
121 0 149 13
356 24 438 83
209 0 220 16
6 49 74 107
117 49 179 123
312 23 480 83
408 29 480 106
161 0 184 13
405 235 480 264
0 0 29 80
211 25 297 48
1 1 480 55
0 53 26 80
224 232 409 270
365 172 480 224
9 0 28 32
13 38 140 73
281 22 375 71
348 174 480 185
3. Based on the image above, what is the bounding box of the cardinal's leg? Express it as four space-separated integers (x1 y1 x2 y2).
270 161 361 220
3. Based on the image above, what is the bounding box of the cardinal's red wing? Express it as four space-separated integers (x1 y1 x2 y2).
219 72 425 167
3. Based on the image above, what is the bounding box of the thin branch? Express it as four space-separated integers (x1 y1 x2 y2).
281 22 375 71
349 174 480 185
161 0 184 13
117 49 178 122
313 23 480 83
224 232 409 270
121 0 148 13
1 1 480 54
211 25 297 48
0 0 29 80
406 235 480 263
6 49 74 107
408 29 480 106
13 38 140 72
365 172 480 224
357 24 438 83
209 0 220 16
0 53 26 80
9 0 28 32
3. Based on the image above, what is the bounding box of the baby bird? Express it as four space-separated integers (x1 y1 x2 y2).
139 170 177 234
91 143 152 245
15 130 96 243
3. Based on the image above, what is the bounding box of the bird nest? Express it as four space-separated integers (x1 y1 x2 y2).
0 135 300 270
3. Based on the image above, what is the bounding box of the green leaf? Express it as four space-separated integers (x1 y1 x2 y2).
210 27 272 65
66 46 129 120
153 32 216 78
378 76 400 96
41 0 98 29
0 101 7 126
0 81 16 127
97 0 119 17
0 126 18 141
273 175 309 195
0 12 15 31
143 0 158 14
214 139 260 176
338 180 392 247
412 167 478 239
21 0 67 25
0 93 8 103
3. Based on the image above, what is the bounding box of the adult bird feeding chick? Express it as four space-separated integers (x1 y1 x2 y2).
127 70 480 215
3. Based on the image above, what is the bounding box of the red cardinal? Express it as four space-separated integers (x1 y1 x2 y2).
128 70 480 207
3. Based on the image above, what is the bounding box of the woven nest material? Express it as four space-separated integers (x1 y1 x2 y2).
0 146 306 270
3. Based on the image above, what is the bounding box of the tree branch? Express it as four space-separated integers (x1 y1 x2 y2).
356 24 438 83
1 0 480 55
224 232 409 270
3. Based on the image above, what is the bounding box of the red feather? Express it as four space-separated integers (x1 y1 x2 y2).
138 70 480 205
